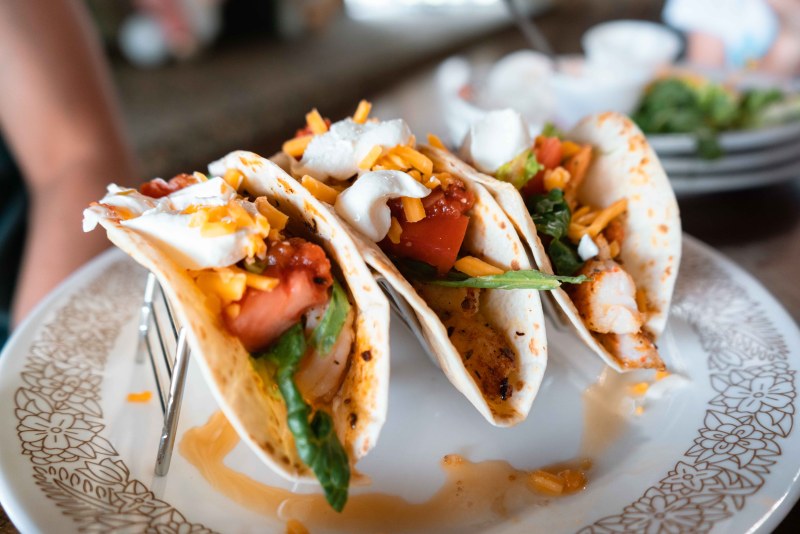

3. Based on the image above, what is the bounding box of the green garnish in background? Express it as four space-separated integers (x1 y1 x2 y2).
632 77 787 159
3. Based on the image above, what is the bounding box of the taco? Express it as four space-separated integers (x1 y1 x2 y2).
441 109 681 371
83 161 390 511
270 102 584 427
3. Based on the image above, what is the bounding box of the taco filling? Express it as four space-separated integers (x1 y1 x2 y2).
280 103 580 413
85 171 353 510
462 113 663 370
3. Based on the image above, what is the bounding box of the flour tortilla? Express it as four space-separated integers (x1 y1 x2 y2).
272 150 547 427
422 112 681 371
89 154 390 484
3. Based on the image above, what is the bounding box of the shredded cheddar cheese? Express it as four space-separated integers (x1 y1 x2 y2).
192 171 208 182
301 175 339 204
544 166 570 191
223 169 244 191
427 133 448 151
358 145 383 169
454 256 504 277
422 175 441 189
561 141 582 158
584 199 627 238
305 108 328 135
352 100 372 124
255 197 288 230
283 135 313 158
401 197 426 223
224 303 241 320
387 217 402 244
528 470 564 495
394 145 433 175
195 269 247 303
608 240 620 258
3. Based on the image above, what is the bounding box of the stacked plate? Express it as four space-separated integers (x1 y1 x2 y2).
650 120 800 195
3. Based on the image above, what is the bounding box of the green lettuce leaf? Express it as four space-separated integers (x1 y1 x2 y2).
496 149 542 190
310 280 351 356
257 324 350 511
428 269 586 289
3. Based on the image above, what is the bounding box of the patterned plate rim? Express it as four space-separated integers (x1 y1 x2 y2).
0 234 798 533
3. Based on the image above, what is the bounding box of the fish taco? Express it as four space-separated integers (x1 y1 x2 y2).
270 102 584 427
442 109 681 371
83 160 390 511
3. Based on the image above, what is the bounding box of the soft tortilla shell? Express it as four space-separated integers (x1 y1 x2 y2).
275 150 547 426
422 112 681 371
209 151 391 466
93 153 390 484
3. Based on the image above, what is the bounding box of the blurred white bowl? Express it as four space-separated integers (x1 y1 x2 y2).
550 55 648 128
583 20 682 75
437 51 649 147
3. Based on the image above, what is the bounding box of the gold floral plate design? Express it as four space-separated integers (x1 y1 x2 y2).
0 236 799 533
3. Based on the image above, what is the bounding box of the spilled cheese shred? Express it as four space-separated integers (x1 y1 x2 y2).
126 391 152 403
544 166 570 191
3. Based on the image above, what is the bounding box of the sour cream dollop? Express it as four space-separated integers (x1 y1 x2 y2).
296 118 413 181
83 177 264 270
334 170 430 242
460 109 531 174
577 234 600 261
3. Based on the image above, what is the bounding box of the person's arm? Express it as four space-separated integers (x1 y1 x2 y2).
0 0 136 325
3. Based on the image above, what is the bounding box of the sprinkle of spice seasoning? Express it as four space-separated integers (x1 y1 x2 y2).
499 378 511 400
447 326 455 337
349 413 358 429
361 350 372 361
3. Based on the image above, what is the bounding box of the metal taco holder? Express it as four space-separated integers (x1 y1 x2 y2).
136 270 436 476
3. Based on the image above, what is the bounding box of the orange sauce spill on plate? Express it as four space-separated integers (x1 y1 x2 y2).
180 412 590 531
580 368 635 457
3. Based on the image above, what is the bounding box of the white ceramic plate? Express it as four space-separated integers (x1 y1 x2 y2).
660 142 800 175
648 120 800 156
670 158 800 196
1 236 799 533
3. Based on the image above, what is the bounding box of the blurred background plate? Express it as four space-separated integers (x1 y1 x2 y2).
659 140 800 174
648 119 800 155
669 157 800 195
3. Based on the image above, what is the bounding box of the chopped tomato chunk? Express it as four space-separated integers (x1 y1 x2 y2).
381 180 475 274
535 136 563 170
140 173 198 198
225 238 333 352
381 214 470 274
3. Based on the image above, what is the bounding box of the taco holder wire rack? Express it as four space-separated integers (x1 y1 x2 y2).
136 271 438 477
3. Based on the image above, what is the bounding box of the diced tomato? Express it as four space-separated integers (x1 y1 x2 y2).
534 136 563 170
380 180 475 274
381 214 470 274
519 136 563 199
224 238 333 352
140 173 198 198
520 172 546 198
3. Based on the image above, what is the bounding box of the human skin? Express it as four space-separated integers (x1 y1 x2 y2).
0 0 136 326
